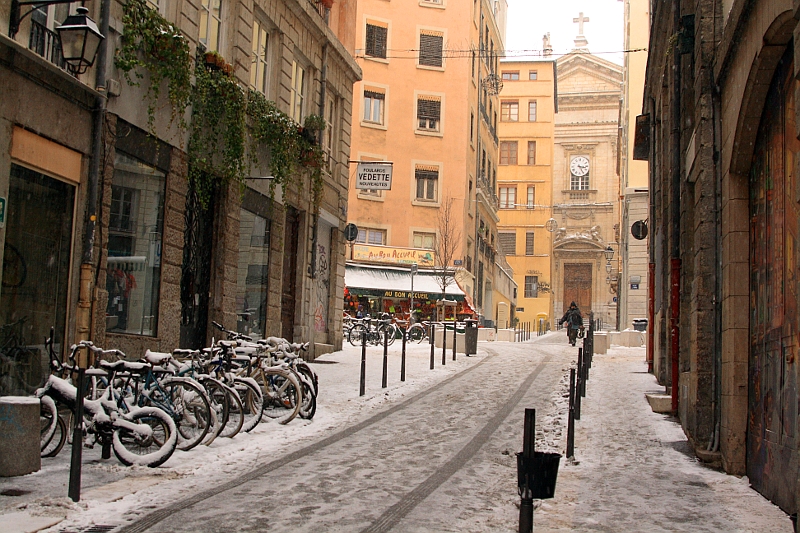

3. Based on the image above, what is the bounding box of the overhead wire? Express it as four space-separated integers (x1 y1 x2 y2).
353 47 648 60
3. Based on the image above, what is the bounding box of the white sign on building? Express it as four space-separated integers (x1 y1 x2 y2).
356 162 393 190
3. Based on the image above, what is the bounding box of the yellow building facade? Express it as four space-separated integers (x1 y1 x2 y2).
347 0 512 323
496 60 557 328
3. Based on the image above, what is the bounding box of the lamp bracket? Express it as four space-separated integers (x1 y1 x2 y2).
9 0 75 38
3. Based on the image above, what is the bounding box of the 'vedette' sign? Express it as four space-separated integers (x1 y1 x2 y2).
356 162 393 190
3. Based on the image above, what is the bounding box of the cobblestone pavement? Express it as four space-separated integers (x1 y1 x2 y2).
119 337 572 533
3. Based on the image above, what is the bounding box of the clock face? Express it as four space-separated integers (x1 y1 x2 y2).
570 156 590 176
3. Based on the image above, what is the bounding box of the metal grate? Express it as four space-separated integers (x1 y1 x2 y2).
0 488 31 496
60 525 118 533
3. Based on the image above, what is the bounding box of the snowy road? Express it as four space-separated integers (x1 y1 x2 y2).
116 337 571 533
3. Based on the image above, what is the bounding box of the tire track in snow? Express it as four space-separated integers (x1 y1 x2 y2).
117 350 502 533
359 346 550 533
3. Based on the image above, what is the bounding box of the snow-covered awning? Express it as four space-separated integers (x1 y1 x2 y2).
345 263 466 301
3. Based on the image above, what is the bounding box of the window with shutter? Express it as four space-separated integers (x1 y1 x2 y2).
499 232 516 255
525 276 538 298
419 32 444 67
417 97 441 131
365 24 388 59
415 166 439 201
525 232 535 255
363 90 385 124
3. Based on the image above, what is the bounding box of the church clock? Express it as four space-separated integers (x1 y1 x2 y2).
570 156 590 176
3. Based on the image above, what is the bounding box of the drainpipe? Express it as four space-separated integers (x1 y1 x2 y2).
76 0 110 343
670 0 682 414
308 44 328 281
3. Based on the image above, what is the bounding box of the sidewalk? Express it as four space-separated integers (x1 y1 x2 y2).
533 344 795 532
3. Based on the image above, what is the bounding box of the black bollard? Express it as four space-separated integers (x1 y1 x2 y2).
68 366 85 502
567 368 576 458
360 328 367 396
519 408 535 533
453 321 457 361
442 322 446 366
575 350 583 420
382 326 388 388
401 326 407 382
430 323 435 370
579 348 587 398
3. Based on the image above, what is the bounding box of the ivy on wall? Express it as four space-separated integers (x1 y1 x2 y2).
116 1 326 210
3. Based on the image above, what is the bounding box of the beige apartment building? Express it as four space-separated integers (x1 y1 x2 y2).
346 0 513 324
496 60 557 329
618 0 650 331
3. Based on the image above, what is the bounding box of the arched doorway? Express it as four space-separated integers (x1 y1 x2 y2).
747 44 799 515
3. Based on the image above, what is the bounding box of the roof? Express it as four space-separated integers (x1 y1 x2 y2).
345 263 466 301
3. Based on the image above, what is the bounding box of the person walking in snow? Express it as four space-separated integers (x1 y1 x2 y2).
559 302 584 346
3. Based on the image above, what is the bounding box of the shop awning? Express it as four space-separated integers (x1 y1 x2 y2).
345 263 466 301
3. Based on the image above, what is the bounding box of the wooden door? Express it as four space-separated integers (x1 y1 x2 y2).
280 207 300 341
747 47 799 515
563 264 592 316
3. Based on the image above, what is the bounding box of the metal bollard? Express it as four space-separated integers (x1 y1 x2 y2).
360 328 367 396
442 322 447 366
575 349 583 420
430 323 435 370
68 366 85 502
567 368 576 458
579 347 587 398
401 326 407 382
382 326 388 388
452 321 457 361
519 408 535 533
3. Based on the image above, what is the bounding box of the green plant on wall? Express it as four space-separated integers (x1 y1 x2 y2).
188 51 247 208
115 0 192 136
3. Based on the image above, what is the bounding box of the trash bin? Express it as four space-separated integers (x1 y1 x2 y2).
0 397 41 476
464 319 478 355
516 451 561 499
632 319 648 332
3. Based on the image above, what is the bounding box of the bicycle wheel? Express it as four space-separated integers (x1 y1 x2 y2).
294 361 318 396
407 324 426 343
233 377 264 433
40 396 59 451
347 324 367 346
256 367 301 424
159 378 212 451
217 383 244 438
200 379 229 445
297 374 317 420
113 406 177 467
42 412 67 458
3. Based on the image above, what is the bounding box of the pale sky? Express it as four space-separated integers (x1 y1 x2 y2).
503 0 626 65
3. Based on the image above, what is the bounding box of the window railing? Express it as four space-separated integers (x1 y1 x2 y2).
29 20 67 71
308 0 331 21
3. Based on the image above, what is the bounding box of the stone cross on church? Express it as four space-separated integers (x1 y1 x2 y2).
572 12 590 50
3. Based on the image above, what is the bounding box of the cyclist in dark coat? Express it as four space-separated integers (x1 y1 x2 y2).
559 302 584 346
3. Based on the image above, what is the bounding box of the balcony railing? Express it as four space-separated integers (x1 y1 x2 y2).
307 0 331 21
29 20 67 71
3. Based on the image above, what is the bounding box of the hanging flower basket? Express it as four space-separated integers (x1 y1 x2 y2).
203 51 234 76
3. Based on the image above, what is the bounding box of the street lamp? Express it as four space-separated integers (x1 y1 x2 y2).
604 245 614 262
9 2 104 75
605 261 613 274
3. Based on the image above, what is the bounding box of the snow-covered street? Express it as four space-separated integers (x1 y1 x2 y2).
0 333 793 532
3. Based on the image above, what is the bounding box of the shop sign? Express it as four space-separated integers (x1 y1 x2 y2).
384 291 430 299
352 244 435 266
356 162 393 190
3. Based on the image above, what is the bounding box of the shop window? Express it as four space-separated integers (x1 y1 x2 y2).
366 23 388 59
499 232 516 255
199 0 222 52
500 141 517 165
237 209 270 339
501 100 518 122
106 153 166 337
419 30 444 68
525 275 538 298
0 164 75 395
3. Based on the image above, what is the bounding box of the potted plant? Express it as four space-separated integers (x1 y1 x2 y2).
303 114 326 133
